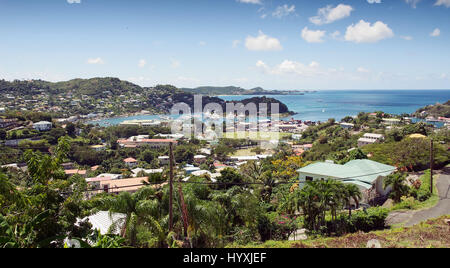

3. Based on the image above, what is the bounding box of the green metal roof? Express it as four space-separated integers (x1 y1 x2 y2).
297 159 396 187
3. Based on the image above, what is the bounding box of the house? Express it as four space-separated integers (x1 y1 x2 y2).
339 122 355 129
155 133 185 140
382 118 401 125
358 133 384 147
184 166 201 175
124 157 138 167
0 118 18 129
297 159 396 202
33 121 52 131
117 138 177 149
87 173 123 181
131 168 163 177
194 155 207 164
302 144 313 151
184 170 220 183
87 177 151 198
158 156 170 165
0 107 5 113
80 211 126 235
199 148 212 155
213 161 228 172
65 169 87 177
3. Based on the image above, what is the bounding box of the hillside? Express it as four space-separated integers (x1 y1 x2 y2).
414 100 450 118
229 215 450 248
0 78 294 117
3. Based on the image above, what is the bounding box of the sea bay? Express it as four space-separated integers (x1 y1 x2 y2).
88 90 450 126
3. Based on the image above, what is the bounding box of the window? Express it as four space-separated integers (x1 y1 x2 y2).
306 176 313 182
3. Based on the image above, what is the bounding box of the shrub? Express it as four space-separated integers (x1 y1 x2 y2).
327 207 389 235
347 207 388 232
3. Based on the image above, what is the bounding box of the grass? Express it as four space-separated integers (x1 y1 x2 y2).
223 131 292 141
227 215 450 248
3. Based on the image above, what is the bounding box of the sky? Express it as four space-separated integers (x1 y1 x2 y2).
0 0 449 90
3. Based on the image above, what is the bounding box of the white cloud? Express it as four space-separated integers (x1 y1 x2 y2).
245 31 283 51
87 58 104 65
301 27 326 43
435 0 450 7
367 0 382 3
236 0 262 4
199 41 206 46
260 14 267 19
256 60 325 77
400 35 413 40
430 28 441 37
272 5 296 18
405 0 421 8
138 59 147 68
309 4 354 25
345 20 394 43
67 0 81 3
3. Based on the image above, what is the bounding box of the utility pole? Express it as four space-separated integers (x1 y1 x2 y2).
169 141 174 231
430 138 434 194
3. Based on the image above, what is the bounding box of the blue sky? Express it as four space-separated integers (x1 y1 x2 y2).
0 0 449 90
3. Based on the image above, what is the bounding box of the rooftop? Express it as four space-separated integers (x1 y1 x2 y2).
297 159 396 189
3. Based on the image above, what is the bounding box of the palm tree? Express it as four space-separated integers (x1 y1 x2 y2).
384 172 409 203
343 184 362 217
95 187 164 247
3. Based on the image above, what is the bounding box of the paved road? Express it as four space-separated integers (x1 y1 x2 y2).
404 167 450 227
386 167 450 227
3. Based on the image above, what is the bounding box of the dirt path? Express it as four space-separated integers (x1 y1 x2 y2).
386 167 450 227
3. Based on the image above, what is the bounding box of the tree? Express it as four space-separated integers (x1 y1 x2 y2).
272 156 305 181
217 168 244 190
343 184 362 217
384 173 409 203
1 136 91 248
93 187 165 247
0 129 6 140
66 122 76 137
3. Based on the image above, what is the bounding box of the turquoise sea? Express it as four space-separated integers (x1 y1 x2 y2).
89 90 450 126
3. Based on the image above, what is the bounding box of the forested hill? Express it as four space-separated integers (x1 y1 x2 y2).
0 77 149 96
0 78 294 116
414 100 450 118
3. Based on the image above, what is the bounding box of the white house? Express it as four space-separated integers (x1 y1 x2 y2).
194 155 207 164
339 122 355 129
297 159 396 202
33 121 52 131
357 133 384 147
158 156 170 165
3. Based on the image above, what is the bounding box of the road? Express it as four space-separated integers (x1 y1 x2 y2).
404 167 450 227
386 167 450 227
